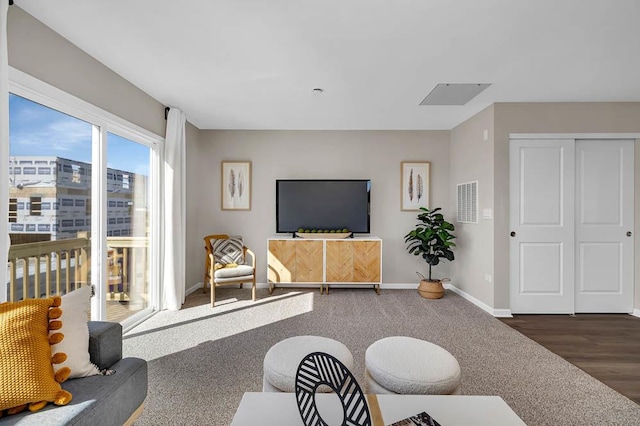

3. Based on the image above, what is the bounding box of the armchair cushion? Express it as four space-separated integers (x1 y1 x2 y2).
214 264 254 279
212 236 244 265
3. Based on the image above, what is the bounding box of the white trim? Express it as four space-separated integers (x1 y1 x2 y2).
380 283 418 289
121 308 157 333
187 282 203 296
492 309 514 318
444 283 513 318
255 282 419 290
90 125 108 321
632 309 640 319
8 67 163 147
509 133 640 140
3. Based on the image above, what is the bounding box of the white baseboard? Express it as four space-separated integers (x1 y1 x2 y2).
254 282 420 290
186 282 203 296
192 281 512 318
444 283 513 318
381 283 419 289
632 309 640 319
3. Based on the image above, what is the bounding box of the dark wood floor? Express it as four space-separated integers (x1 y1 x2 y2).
501 314 640 404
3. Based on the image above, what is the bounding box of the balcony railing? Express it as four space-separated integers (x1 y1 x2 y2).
6 234 148 320
7 235 90 301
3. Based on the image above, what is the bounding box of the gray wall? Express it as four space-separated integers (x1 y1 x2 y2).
191 130 452 287
450 105 495 307
7 6 166 137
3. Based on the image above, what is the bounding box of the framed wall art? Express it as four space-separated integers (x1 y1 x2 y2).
401 161 430 211
221 161 251 210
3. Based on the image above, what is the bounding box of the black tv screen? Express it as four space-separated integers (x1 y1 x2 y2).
276 180 371 233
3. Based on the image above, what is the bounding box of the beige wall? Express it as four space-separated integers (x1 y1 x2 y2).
7 6 166 137
493 102 640 310
450 105 495 307
193 130 451 287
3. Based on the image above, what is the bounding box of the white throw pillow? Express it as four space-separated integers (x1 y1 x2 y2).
50 286 100 378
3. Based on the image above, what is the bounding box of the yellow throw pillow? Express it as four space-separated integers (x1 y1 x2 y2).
0 297 72 415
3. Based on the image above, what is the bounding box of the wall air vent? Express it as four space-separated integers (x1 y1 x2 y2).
457 181 478 224
420 83 491 106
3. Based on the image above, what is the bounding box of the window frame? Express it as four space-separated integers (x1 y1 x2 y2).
8 67 164 327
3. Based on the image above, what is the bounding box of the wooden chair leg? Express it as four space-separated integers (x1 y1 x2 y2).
252 277 256 301
203 256 210 293
239 283 243 289
210 282 216 307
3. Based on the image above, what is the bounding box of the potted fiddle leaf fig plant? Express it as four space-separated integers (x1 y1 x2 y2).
404 207 456 299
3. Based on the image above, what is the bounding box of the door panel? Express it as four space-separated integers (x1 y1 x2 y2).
575 140 634 312
578 243 621 293
520 243 563 294
510 139 575 313
521 147 563 226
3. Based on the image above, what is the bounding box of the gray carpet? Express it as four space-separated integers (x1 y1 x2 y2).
123 288 640 425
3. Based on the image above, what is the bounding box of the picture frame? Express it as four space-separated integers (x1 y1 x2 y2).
221 161 251 210
401 161 430 211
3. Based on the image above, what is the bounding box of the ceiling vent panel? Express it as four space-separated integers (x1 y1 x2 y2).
420 83 491 106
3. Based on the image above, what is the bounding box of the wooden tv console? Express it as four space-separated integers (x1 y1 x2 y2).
267 236 382 294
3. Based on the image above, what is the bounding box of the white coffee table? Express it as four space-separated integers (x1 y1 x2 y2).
231 392 527 425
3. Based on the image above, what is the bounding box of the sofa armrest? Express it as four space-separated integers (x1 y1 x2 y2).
88 321 123 370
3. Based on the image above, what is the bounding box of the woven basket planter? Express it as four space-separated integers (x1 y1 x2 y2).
418 279 444 299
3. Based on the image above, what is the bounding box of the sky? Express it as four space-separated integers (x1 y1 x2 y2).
9 94 150 176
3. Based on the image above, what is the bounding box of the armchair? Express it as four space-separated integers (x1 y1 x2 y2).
203 234 256 306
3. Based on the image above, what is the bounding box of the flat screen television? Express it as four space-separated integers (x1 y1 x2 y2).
276 179 371 234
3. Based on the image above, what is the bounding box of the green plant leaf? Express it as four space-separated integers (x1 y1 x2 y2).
404 206 456 273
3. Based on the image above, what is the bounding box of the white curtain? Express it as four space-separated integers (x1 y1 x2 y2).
163 107 186 310
0 0 10 302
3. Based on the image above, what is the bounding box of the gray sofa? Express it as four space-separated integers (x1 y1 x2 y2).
1 322 147 426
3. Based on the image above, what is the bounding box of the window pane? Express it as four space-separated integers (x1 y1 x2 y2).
7 94 92 303
106 132 151 322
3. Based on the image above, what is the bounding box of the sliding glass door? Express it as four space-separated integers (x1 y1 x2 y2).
105 133 153 323
7 93 93 304
6 78 162 326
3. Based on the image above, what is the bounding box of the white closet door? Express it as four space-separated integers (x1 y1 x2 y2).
575 140 634 313
509 139 575 313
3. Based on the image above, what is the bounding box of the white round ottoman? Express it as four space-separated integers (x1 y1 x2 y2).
365 336 461 395
263 336 354 392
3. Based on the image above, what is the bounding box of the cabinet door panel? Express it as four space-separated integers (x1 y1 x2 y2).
268 240 297 283
353 241 381 282
326 241 354 282
295 240 323 282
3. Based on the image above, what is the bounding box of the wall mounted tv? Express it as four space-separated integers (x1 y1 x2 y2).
276 179 371 234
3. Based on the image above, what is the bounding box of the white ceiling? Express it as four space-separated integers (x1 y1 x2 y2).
16 0 640 130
